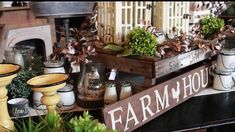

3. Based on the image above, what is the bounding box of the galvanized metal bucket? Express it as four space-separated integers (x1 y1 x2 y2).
30 1 96 18
213 69 235 91
216 50 235 72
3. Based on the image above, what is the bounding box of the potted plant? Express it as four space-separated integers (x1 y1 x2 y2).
7 70 37 99
13 111 117 132
199 15 225 39
125 27 158 57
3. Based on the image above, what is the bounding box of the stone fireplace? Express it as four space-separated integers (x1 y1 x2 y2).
0 7 56 62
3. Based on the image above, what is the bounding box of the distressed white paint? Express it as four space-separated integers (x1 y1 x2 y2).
108 107 123 130
97 1 152 43
153 2 190 34
0 25 53 62
171 81 180 103
154 85 170 113
139 95 155 122
124 103 140 131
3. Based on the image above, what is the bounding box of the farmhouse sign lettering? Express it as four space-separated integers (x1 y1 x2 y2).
103 64 210 132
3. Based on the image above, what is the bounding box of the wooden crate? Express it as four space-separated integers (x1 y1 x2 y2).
93 48 215 87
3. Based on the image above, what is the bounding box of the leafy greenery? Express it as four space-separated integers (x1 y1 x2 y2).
7 70 37 98
30 53 44 75
68 111 117 132
103 43 124 52
200 16 224 39
14 117 46 132
126 27 157 56
13 111 117 132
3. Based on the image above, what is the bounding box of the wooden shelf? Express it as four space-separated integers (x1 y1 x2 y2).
0 6 30 11
11 103 102 119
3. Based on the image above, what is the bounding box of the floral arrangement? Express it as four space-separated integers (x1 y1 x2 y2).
49 7 101 73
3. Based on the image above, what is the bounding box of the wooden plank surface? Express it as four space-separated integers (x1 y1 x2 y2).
93 52 154 78
155 48 213 78
102 63 211 132
94 48 215 82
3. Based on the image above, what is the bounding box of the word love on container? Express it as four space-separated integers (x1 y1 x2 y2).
8 98 29 117
103 65 210 132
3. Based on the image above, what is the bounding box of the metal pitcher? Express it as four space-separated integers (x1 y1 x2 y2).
4 46 35 70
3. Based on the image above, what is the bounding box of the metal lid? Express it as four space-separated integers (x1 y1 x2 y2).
58 83 73 92
106 82 116 88
121 81 131 87
220 50 235 56
44 60 64 68
214 69 232 76
31 2 95 18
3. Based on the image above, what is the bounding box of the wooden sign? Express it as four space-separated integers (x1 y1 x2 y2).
102 63 210 132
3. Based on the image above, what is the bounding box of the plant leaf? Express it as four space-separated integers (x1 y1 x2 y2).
103 44 124 52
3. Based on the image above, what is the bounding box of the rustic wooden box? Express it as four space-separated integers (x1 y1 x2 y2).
93 48 215 87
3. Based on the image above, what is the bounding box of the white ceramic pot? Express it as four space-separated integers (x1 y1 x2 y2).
104 83 117 104
57 83 75 110
7 98 29 117
44 60 65 74
213 69 235 91
216 51 235 71
32 92 47 110
119 82 132 100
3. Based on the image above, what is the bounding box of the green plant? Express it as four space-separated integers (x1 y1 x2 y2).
68 111 117 132
14 117 46 132
30 53 44 75
14 111 69 132
12 111 116 132
200 16 224 39
7 70 37 98
126 27 157 56
43 111 64 132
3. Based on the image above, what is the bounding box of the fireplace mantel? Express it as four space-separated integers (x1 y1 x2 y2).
0 7 56 62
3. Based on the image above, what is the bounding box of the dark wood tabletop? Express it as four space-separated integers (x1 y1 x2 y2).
134 91 235 132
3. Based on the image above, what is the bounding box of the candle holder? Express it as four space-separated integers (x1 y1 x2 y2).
27 73 69 113
0 63 20 131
